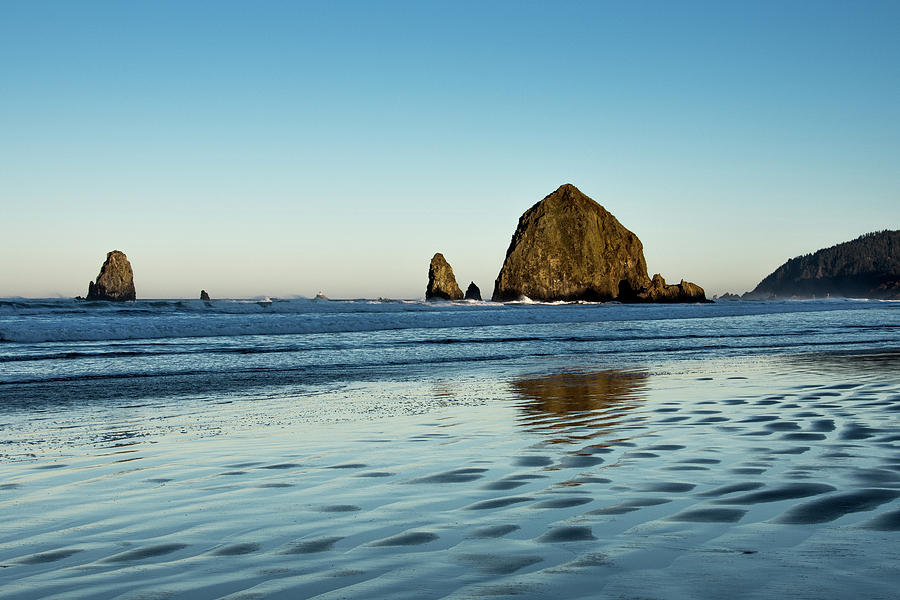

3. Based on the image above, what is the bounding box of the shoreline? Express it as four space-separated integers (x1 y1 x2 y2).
1 299 898 598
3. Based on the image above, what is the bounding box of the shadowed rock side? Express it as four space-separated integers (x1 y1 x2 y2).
86 250 136 301
745 230 900 300
200 290 210 301
465 282 482 301
426 253 464 300
492 184 706 303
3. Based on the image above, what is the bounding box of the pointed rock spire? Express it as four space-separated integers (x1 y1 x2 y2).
426 253 464 300
86 250 136 301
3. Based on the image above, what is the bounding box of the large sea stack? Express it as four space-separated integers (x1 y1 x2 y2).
86 250 136 301
745 230 900 300
492 184 706 303
426 253 464 300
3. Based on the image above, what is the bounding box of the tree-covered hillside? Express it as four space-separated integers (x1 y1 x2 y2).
746 230 900 299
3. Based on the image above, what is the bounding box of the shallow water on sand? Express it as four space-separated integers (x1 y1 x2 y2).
2 351 900 599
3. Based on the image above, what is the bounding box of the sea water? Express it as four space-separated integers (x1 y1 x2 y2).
1 298 899 598
1 298 897 407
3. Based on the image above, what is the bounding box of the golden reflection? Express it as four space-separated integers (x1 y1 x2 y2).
510 370 649 443
431 381 457 400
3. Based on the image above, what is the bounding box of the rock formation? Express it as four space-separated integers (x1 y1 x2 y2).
464 282 482 301
426 253 464 300
745 230 900 300
492 184 706 303
86 250 136 301
635 274 707 303
200 290 211 301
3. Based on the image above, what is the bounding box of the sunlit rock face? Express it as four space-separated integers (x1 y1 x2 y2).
86 250 136 302
492 184 706 303
426 253 464 301
635 274 707 303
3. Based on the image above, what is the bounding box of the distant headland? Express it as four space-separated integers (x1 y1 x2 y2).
744 230 900 300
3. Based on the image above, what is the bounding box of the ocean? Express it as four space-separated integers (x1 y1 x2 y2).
1 298 899 598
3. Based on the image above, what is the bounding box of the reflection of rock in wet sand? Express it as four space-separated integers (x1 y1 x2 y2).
510 370 649 442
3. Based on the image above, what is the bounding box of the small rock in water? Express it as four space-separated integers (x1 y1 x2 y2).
636 273 707 303
465 281 482 301
200 290 210 301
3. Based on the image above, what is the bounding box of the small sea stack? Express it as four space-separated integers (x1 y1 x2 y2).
464 282 482 301
86 250 136 301
635 274 707 303
200 290 211 301
426 253 464 301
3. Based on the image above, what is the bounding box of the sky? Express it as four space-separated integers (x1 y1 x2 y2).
1 0 898 299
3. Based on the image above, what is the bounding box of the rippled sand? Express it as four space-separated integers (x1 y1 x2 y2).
2 352 900 599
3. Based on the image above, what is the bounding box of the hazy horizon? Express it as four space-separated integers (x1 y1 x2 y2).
2 1 898 299
1 222 897 300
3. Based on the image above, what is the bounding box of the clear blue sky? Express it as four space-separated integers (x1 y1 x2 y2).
2 1 898 298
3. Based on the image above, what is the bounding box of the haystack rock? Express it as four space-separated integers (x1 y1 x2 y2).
200 290 211 301
86 250 136 301
426 253 464 300
492 184 706 303
464 282 482 301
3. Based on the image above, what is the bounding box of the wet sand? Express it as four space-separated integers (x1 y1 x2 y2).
2 352 900 599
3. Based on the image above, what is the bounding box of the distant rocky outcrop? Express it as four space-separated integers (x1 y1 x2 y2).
715 292 741 301
426 253 464 300
200 290 210 301
635 274 707 303
492 184 706 303
745 230 900 300
464 282 482 301
86 250 136 301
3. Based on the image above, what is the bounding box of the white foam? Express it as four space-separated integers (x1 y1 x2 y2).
0 297 892 344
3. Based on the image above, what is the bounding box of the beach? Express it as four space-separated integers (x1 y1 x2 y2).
1 299 899 598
